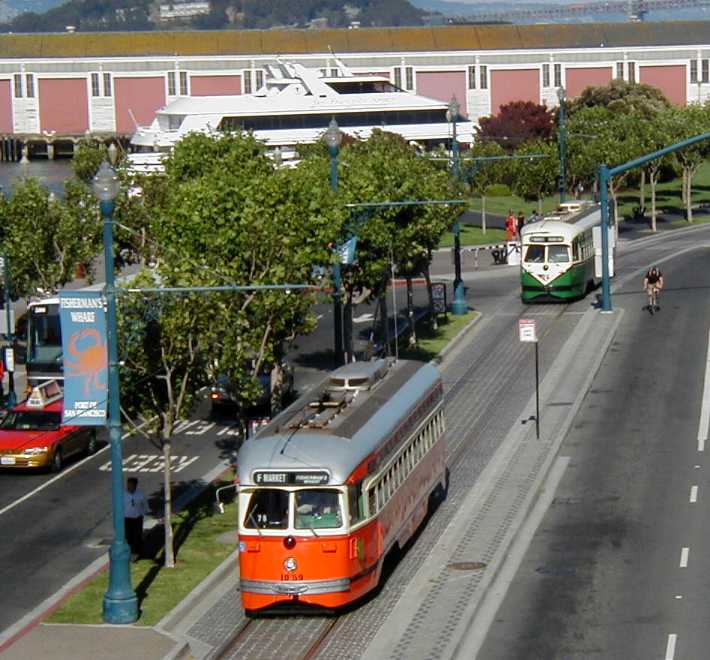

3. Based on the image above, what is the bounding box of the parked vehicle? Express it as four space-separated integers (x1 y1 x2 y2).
209 361 295 415
0 380 98 471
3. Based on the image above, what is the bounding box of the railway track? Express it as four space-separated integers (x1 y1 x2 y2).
215 300 572 660
214 616 341 660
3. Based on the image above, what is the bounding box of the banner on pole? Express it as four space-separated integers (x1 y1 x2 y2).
59 291 108 426
337 236 358 265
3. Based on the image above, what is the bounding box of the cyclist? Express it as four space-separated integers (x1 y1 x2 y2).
643 266 664 313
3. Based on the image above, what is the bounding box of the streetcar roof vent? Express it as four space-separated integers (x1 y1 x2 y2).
327 359 389 392
285 359 390 430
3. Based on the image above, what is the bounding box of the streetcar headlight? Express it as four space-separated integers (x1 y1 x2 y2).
284 557 297 572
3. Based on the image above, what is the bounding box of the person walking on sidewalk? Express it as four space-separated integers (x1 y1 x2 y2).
505 209 518 241
124 477 149 561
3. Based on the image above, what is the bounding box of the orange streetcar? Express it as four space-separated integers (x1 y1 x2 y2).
236 359 446 615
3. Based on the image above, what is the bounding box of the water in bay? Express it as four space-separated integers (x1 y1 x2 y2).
0 159 74 198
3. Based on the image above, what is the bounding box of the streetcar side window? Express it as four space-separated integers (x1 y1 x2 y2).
572 238 580 262
349 482 365 525
548 245 570 263
244 489 289 529
524 245 545 263
295 489 343 529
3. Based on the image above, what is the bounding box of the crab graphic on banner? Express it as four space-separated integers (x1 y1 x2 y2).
59 291 108 426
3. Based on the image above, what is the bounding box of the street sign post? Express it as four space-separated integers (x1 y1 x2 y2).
518 319 540 439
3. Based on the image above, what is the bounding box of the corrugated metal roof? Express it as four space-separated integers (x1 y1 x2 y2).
0 21 708 59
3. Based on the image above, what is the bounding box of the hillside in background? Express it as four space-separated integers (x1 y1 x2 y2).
0 0 433 32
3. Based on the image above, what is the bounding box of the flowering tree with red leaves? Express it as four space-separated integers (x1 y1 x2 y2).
476 101 555 151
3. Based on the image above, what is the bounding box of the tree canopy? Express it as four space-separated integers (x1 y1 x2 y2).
476 101 555 151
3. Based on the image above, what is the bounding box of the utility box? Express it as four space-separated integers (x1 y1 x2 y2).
506 242 521 266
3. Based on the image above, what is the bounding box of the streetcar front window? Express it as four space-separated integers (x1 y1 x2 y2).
244 489 289 529
295 489 343 529
524 245 545 263
548 245 570 263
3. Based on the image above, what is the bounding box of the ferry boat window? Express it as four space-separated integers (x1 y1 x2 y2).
524 245 545 263
168 115 185 131
548 245 570 263
326 80 400 94
295 490 342 529
244 489 289 529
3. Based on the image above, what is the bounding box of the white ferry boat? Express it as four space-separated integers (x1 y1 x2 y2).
129 58 474 164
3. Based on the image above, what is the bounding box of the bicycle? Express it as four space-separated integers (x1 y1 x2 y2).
646 284 661 314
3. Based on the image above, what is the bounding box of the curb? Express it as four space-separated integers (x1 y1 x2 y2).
0 460 232 654
157 550 238 635
434 311 482 365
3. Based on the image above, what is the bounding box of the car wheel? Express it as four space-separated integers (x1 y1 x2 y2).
86 432 98 456
51 447 63 473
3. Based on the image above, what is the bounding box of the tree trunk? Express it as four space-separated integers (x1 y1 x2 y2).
686 167 693 223
682 169 688 205
481 196 487 235
538 194 543 215
270 361 284 416
650 172 658 233
639 169 645 212
424 261 437 331
406 277 416 347
162 435 175 568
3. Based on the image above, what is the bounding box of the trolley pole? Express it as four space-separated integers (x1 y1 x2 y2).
534 339 540 440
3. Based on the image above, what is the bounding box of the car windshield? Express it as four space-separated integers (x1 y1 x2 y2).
524 246 545 263
548 245 570 263
244 489 289 529
295 489 343 529
0 410 61 431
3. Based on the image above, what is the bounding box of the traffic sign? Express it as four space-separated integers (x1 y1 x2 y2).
518 319 537 343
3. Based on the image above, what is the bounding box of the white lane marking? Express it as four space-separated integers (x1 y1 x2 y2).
186 421 216 436
680 547 690 568
353 313 375 324
690 485 699 503
665 633 677 660
697 328 710 451
0 443 109 518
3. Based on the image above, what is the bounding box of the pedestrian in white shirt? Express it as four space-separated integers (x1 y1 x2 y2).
124 477 149 561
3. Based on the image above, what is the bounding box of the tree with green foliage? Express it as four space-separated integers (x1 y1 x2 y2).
463 140 506 233
510 140 559 213
0 178 102 299
566 79 672 119
117 132 345 564
323 130 461 347
662 103 710 223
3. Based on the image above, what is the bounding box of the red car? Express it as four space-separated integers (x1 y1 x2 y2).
0 382 98 471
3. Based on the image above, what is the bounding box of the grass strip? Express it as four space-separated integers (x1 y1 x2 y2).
46 480 237 626
398 311 479 363
439 226 507 248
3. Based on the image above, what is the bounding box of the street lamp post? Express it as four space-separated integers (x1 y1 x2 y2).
325 119 345 366
447 96 467 316
557 86 566 204
94 146 138 624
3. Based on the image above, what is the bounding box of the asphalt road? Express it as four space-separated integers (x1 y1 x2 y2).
0 419 238 631
478 243 710 659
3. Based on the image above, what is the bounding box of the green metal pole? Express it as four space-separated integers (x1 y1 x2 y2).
2 255 15 407
329 144 344 367
450 119 467 315
599 165 612 313
101 196 138 624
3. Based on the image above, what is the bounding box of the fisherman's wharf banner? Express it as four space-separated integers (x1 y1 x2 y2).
59 291 108 425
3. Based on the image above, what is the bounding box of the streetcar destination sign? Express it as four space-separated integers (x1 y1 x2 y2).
254 471 330 485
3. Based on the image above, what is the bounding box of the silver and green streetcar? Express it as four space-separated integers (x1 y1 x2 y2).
520 204 615 303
